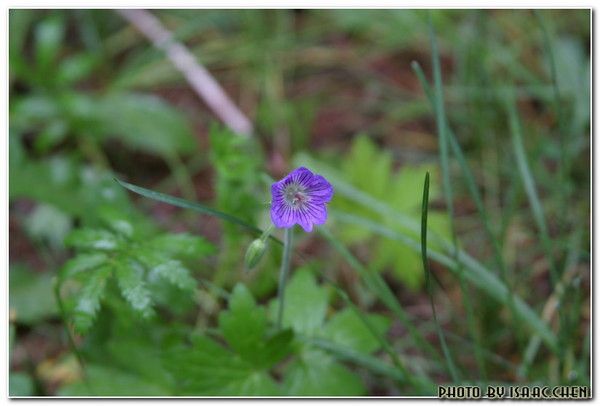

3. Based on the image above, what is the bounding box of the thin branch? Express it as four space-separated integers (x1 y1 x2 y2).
117 9 253 136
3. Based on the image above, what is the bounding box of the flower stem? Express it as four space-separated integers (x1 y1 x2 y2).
276 227 294 330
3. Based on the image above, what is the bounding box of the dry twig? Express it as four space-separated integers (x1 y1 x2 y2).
117 9 253 136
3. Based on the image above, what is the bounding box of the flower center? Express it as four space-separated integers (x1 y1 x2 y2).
283 183 308 208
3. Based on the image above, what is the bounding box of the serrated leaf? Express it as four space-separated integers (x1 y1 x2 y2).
271 269 329 335
283 349 365 396
97 206 134 238
65 228 121 251
141 254 196 292
219 284 267 360
218 284 293 368
72 266 111 333
148 233 215 260
60 253 107 281
322 308 390 354
115 260 153 318
168 335 280 396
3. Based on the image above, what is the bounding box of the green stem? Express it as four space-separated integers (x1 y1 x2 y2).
276 227 293 329
53 277 93 393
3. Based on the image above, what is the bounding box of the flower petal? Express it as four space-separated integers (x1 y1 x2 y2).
270 201 295 228
306 174 334 203
288 166 314 189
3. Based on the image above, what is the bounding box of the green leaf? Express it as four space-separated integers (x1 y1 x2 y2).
271 269 329 335
218 284 267 361
9 265 58 325
97 206 135 238
92 93 197 156
72 265 111 333
34 14 65 76
60 253 108 281
56 53 99 86
65 228 121 251
283 349 365 396
148 233 215 260
9 372 34 396
115 260 154 318
139 252 196 292
322 308 390 354
168 335 280 396
58 364 168 396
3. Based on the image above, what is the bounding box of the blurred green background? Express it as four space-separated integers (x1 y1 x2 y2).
9 9 590 396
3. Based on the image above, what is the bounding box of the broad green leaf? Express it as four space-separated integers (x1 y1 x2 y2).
72 265 111 333
218 284 294 368
321 308 390 354
64 228 121 251
218 284 267 362
10 155 132 223
9 372 34 396
91 93 197 156
283 349 365 396
9 265 58 325
270 269 329 335
115 260 154 318
168 335 280 396
58 364 168 396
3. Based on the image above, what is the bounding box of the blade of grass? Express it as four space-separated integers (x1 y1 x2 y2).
420 172 459 382
411 61 510 282
517 230 582 379
330 210 559 354
115 178 282 246
534 11 570 227
506 95 559 287
414 57 515 381
318 227 441 361
427 18 484 383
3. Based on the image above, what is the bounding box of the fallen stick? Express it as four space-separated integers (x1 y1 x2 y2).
117 9 253 136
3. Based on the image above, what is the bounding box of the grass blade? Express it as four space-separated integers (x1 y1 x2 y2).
413 55 495 381
420 172 459 382
427 18 480 382
115 178 281 245
506 96 559 287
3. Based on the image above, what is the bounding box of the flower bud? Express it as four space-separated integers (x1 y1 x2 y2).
244 238 267 271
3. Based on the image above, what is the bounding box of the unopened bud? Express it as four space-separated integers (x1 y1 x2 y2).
244 239 267 271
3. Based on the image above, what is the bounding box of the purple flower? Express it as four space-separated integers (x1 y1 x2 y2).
270 167 334 232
